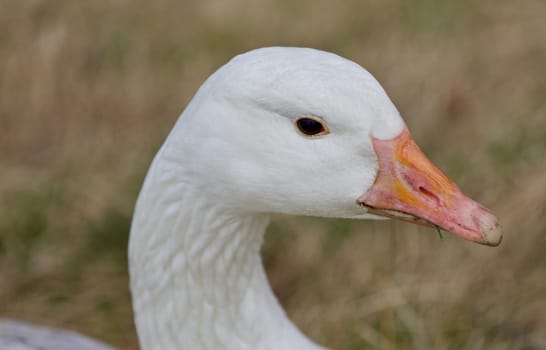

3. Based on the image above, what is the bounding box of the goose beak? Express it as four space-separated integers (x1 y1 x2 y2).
357 127 502 246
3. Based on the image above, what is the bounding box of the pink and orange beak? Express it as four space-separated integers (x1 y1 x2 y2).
358 127 502 246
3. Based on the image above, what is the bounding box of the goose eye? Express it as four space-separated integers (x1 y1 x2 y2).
295 116 329 137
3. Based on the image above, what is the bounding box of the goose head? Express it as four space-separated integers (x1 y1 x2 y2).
170 47 501 246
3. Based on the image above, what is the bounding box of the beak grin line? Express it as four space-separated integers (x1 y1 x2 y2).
358 202 435 228
357 127 502 247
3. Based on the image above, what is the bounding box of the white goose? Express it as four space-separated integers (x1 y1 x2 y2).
1 47 502 350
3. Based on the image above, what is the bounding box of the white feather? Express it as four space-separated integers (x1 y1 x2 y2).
4 47 406 350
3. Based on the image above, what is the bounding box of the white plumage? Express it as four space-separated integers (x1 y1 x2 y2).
3 47 501 350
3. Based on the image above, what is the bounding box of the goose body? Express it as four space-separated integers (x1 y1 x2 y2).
0 318 114 350
3 47 501 350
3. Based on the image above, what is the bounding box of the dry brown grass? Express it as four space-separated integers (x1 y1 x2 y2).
1 0 545 349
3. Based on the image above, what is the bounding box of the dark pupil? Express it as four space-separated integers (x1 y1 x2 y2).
297 118 324 135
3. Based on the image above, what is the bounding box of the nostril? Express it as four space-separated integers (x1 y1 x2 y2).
418 186 441 205
402 172 443 206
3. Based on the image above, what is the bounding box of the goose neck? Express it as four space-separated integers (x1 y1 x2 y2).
129 158 323 350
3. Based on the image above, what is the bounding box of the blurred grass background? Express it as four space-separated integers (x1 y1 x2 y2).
1 0 545 349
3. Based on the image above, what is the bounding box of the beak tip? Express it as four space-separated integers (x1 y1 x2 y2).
475 209 503 247
482 223 503 247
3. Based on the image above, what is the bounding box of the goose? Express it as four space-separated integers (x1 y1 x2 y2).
1 47 502 350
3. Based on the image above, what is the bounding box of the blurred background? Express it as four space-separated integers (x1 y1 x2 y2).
1 0 545 349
